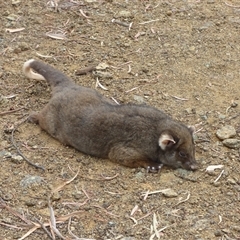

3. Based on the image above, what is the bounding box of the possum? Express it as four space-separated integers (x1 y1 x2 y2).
23 59 198 172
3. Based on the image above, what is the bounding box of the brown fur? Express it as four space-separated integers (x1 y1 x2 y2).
23 59 198 171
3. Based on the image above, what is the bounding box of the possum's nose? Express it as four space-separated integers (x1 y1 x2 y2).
189 163 198 171
183 161 198 171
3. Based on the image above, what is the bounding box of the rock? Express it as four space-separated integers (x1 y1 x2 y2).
96 62 109 70
0 150 11 158
199 21 214 31
185 108 193 114
216 125 236 140
6 14 18 21
25 200 37 207
20 175 44 188
214 230 223 237
93 70 112 79
134 171 145 180
222 139 240 149
12 0 21 5
161 188 178 198
227 178 236 185
11 154 23 164
117 10 132 18
133 95 145 103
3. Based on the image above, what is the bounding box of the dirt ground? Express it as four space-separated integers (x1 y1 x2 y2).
0 0 240 239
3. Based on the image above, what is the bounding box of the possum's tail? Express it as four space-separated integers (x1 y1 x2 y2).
23 59 73 90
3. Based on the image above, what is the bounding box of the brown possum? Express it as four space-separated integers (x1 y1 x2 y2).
23 59 198 172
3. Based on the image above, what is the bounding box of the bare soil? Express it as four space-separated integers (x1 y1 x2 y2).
0 0 240 239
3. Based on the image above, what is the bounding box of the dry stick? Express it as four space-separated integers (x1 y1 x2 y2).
11 118 45 171
139 19 160 25
52 169 79 193
75 64 97 75
224 1 240 7
112 19 132 28
0 198 32 225
0 107 24 116
48 199 65 240
34 218 54 240
174 192 191 207
100 173 119 180
171 95 189 101
0 221 23 229
18 226 39 240
93 205 120 218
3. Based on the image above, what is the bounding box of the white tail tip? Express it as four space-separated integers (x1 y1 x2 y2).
23 59 46 80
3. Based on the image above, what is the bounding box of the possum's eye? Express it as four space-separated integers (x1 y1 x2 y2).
179 151 187 158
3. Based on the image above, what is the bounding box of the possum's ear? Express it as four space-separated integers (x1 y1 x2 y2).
159 133 176 150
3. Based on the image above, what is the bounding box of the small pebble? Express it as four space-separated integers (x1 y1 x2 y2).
25 200 37 207
51 192 61 201
11 154 23 164
214 230 223 237
227 178 236 185
117 10 132 18
213 181 221 187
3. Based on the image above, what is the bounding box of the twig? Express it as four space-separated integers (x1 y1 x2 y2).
152 213 160 238
62 198 90 208
125 87 139 93
0 221 23 229
0 198 32 225
143 190 150 201
130 205 139 216
214 169 224 182
129 217 138 225
218 215 222 225
34 218 54 240
100 173 119 180
96 77 108 90
75 64 97 75
127 64 131 73
18 226 39 240
112 19 133 30
111 97 120 105
139 19 160 25
0 107 24 116
224 1 240 7
171 95 189 101
82 186 91 199
93 205 120 218
11 117 45 171
174 192 191 206
48 199 65 239
79 9 91 18
52 169 79 193
141 189 171 197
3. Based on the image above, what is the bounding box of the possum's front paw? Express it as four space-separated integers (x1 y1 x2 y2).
28 112 39 124
146 163 163 173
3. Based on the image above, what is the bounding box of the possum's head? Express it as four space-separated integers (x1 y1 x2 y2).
158 126 198 170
